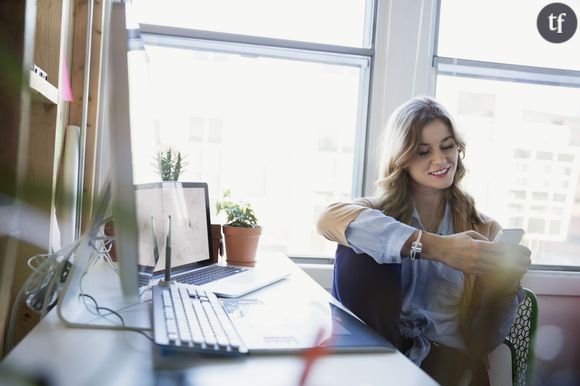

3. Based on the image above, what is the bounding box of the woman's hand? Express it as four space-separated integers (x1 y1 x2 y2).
479 243 531 293
431 231 494 276
424 231 531 285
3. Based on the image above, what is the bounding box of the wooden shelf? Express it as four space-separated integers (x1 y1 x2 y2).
29 69 58 104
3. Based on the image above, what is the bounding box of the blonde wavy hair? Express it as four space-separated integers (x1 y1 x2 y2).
375 96 483 232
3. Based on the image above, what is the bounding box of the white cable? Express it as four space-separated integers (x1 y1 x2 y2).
4 239 80 353
40 240 82 317
87 226 119 275
56 234 153 340
27 254 52 273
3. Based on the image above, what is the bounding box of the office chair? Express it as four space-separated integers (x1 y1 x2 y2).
332 245 404 351
503 287 538 386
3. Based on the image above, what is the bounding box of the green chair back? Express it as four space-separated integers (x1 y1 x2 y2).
503 287 538 386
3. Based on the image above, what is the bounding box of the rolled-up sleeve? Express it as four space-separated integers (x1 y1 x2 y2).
345 209 416 264
316 201 368 246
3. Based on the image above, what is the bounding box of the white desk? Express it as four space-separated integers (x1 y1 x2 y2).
2 253 437 386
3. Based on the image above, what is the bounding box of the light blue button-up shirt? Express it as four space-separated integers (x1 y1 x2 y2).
345 204 522 365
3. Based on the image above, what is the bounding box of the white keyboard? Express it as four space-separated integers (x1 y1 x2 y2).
152 283 248 355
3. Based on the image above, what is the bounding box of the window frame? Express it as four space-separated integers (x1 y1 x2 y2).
125 0 580 275
129 1 379 258
432 0 580 273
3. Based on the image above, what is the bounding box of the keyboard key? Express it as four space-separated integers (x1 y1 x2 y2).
166 319 177 335
168 332 178 343
162 292 172 306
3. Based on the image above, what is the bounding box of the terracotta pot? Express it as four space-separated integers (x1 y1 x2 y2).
223 225 262 266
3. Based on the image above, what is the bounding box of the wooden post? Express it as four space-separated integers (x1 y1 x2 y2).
68 0 104 233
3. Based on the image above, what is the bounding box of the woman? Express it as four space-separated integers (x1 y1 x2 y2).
317 96 530 386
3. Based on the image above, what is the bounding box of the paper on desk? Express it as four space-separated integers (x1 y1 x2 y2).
221 298 346 344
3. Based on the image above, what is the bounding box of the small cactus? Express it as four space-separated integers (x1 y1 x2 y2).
152 147 188 181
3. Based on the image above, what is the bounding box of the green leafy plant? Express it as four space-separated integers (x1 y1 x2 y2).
152 147 188 181
216 189 259 228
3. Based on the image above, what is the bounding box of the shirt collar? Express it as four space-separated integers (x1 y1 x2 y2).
411 201 454 235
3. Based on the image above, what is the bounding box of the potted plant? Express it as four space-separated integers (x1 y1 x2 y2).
152 147 188 181
216 189 261 266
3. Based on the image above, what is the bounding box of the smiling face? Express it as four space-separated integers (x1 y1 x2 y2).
407 119 459 193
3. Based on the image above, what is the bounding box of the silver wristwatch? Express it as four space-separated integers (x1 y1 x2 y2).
410 230 423 261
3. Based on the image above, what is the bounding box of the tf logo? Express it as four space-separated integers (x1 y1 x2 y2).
537 2 577 43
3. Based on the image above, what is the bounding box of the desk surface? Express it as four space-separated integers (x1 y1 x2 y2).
2 253 437 386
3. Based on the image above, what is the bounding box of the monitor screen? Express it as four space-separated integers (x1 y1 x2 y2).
134 182 212 274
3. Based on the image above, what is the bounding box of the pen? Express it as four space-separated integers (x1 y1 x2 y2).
298 328 330 386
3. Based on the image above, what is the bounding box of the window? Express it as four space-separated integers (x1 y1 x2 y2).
127 1 376 258
435 0 580 268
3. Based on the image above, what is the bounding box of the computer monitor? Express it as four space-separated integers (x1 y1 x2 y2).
57 0 140 323
102 0 139 300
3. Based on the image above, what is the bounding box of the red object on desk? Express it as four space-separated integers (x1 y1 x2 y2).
298 328 331 386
